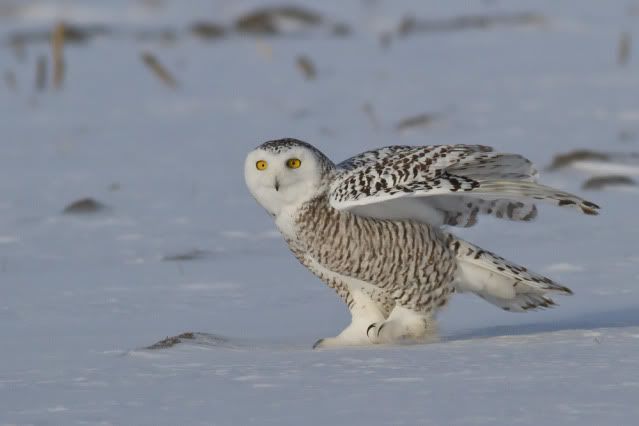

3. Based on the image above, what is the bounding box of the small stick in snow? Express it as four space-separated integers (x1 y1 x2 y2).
140 52 178 88
617 32 632 66
396 113 439 132
35 55 47 91
190 22 225 40
296 55 316 80
52 22 66 89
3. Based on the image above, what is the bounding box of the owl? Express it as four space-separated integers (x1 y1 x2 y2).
244 138 599 348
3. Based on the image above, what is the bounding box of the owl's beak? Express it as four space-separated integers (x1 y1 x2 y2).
274 178 280 192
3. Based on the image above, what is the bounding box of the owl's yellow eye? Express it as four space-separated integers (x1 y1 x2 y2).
287 158 302 169
256 160 268 171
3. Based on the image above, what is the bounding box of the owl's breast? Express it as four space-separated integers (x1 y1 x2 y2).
291 194 455 291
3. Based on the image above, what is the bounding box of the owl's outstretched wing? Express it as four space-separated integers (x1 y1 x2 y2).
329 145 599 227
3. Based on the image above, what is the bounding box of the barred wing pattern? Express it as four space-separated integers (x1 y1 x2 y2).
329 145 599 227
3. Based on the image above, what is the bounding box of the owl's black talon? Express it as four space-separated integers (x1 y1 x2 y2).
312 339 324 349
366 323 376 338
377 323 386 337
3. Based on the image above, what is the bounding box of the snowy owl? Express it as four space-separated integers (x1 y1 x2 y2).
244 138 599 348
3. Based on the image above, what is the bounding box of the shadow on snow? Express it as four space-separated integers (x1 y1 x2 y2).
446 306 639 341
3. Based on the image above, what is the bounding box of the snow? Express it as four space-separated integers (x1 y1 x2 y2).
1 0 639 424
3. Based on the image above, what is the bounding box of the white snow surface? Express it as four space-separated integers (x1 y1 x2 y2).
1 0 639 425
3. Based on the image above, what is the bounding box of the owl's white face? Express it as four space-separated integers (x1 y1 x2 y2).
244 145 326 217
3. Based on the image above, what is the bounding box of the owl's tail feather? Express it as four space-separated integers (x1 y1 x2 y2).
449 237 572 312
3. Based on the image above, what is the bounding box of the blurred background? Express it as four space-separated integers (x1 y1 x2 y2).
1 1 638 424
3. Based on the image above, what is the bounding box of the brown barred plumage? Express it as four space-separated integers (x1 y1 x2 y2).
289 194 456 314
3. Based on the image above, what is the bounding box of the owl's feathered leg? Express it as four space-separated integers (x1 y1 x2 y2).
313 288 386 349
366 306 438 344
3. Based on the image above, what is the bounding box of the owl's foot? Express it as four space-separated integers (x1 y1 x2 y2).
312 325 377 349
313 290 387 349
366 306 437 344
313 312 386 349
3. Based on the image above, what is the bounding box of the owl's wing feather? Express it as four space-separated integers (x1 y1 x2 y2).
330 145 599 227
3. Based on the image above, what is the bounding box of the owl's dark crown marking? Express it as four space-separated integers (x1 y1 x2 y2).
258 138 336 174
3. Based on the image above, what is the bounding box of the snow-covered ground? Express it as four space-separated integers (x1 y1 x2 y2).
1 0 638 424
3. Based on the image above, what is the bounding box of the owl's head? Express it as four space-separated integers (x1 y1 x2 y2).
244 138 335 216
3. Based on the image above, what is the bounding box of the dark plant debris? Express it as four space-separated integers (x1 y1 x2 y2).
235 5 323 35
398 12 546 36
582 175 636 190
618 32 632 66
396 113 439 131
9 23 111 45
140 52 178 88
145 332 232 350
548 149 639 171
63 198 108 215
547 150 611 171
296 55 316 80
35 55 47 91
162 249 214 262
190 22 226 40
3 7 347 47
146 332 195 350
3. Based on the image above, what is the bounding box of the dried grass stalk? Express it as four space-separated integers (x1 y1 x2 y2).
296 55 316 80
35 55 47 91
618 32 631 66
52 22 66 89
141 52 178 88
